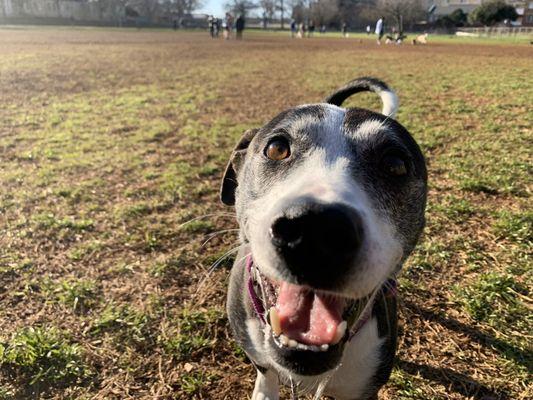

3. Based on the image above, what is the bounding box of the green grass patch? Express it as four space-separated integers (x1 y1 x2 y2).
0 327 88 387
493 210 533 246
454 273 530 332
161 308 224 361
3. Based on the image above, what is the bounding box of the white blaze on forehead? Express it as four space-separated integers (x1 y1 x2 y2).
348 118 388 140
288 103 346 137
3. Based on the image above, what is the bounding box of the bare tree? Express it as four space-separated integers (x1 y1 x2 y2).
310 0 339 26
174 0 203 16
338 0 377 28
259 0 276 25
289 0 309 23
376 0 424 34
225 0 257 16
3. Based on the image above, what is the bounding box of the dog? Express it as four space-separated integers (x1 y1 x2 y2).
220 77 427 399
412 33 428 45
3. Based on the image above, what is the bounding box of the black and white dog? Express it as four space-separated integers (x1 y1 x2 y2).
220 77 427 399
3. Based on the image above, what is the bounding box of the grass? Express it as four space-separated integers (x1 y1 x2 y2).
0 327 88 391
0 26 531 399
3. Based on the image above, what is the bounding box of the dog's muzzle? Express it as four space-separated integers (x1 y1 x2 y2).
269 202 363 289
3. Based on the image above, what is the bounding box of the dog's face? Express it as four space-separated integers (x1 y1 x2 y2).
222 103 427 375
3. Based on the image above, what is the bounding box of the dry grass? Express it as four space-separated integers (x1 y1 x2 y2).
0 27 531 399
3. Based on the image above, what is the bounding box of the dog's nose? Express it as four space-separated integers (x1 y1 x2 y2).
270 203 363 288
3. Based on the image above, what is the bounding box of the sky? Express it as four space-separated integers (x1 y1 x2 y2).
198 0 225 17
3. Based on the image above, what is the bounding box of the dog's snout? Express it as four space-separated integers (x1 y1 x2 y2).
269 203 363 288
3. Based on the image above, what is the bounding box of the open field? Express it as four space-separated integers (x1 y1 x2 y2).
0 28 531 399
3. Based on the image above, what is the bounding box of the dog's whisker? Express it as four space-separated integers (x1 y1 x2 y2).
201 229 240 247
207 245 242 273
192 245 244 301
178 212 236 229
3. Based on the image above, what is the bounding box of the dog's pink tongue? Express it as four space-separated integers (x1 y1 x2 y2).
275 281 343 345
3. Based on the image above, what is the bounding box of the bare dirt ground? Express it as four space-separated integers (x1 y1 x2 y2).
0 28 531 399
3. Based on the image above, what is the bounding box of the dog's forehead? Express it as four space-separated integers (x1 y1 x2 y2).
256 104 401 143
257 103 343 136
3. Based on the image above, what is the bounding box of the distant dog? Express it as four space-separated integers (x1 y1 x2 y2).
221 77 427 399
412 33 428 45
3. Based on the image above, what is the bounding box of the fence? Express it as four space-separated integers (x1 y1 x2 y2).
456 26 533 37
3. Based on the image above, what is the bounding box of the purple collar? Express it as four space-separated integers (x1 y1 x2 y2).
246 255 397 341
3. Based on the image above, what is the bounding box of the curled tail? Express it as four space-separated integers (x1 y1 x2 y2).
324 77 399 118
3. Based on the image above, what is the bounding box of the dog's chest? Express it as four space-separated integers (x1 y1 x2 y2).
322 317 384 399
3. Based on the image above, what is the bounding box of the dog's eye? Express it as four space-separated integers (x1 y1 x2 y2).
381 154 408 176
265 138 290 161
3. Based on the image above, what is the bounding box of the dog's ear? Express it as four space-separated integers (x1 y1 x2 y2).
220 128 258 206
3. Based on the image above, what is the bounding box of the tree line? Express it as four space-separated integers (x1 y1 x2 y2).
109 0 519 30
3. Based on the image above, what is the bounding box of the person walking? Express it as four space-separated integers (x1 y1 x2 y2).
341 22 347 38
366 25 371 35
290 19 297 38
375 17 384 45
308 20 315 37
235 14 245 40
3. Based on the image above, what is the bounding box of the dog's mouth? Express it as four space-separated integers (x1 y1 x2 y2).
252 266 373 353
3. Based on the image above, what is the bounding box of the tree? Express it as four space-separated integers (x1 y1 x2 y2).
468 0 517 26
338 0 377 29
259 0 276 23
435 8 467 29
175 0 203 17
225 0 257 16
376 0 424 34
310 0 339 26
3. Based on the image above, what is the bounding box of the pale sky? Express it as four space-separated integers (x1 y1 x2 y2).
198 0 225 17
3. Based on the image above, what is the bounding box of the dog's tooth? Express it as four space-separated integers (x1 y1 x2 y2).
288 339 298 348
297 343 307 351
269 308 282 336
280 334 289 346
332 321 347 345
320 344 329 352
309 345 320 352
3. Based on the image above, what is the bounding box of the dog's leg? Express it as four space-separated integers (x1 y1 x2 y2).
252 369 279 400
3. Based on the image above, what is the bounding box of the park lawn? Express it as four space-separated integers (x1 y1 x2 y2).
0 28 531 399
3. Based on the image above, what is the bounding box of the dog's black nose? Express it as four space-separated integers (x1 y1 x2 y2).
270 203 363 288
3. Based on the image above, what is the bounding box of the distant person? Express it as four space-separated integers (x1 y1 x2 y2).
208 15 215 38
366 25 371 35
224 12 234 40
290 19 297 38
308 20 315 37
320 24 326 34
235 15 245 40
342 22 347 38
173 19 177 30
375 17 384 45
213 18 220 37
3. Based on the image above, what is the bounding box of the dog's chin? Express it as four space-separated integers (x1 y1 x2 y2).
267 333 346 376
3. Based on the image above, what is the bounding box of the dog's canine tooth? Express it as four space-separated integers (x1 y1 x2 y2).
269 308 282 336
332 321 347 345
320 344 329 351
288 339 298 348
280 334 289 346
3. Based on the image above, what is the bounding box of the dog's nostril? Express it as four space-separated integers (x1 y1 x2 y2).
270 217 303 247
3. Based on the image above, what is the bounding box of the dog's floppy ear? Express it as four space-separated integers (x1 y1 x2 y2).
220 128 258 206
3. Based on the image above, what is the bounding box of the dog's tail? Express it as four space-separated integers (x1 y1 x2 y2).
324 77 399 118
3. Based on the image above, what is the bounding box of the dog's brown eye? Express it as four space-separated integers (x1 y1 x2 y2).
382 154 408 176
265 139 290 161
